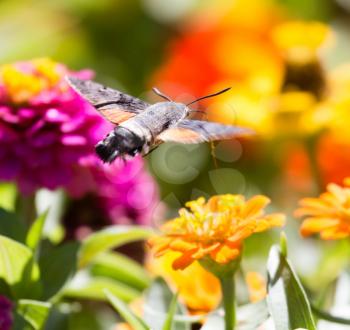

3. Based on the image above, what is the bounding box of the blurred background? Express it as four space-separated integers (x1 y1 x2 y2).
2 0 350 328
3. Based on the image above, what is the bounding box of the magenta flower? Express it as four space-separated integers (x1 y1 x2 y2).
64 155 159 239
0 58 110 194
0 296 12 330
0 58 159 229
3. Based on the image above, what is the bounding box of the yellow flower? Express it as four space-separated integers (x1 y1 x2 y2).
295 178 350 239
245 271 267 303
0 58 61 103
149 195 285 270
207 21 332 137
272 21 332 62
147 251 221 313
34 58 61 86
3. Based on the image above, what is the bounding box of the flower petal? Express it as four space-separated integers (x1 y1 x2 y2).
300 217 340 237
253 214 285 233
243 195 270 218
210 244 240 264
172 251 196 270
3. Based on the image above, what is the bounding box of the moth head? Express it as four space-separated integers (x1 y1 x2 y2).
95 127 144 163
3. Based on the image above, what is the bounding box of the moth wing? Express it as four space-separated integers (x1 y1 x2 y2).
66 76 150 124
158 119 254 144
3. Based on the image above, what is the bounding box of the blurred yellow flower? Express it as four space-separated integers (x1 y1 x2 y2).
295 178 350 239
147 251 221 313
206 21 332 138
272 21 332 60
149 195 285 270
0 58 61 103
245 271 267 303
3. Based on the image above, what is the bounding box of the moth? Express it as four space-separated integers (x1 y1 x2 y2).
67 77 253 163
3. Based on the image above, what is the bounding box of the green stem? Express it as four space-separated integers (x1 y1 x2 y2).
220 275 236 330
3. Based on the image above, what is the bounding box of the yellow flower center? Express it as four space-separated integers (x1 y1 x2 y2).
0 58 61 103
169 195 249 244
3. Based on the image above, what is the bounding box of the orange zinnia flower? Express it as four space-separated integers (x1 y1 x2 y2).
149 195 285 270
295 178 350 239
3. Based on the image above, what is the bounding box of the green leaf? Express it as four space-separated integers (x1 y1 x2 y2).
17 299 51 330
280 232 288 257
0 235 40 299
64 272 139 302
78 225 153 268
26 211 48 252
0 208 26 242
312 305 350 325
267 245 317 330
38 241 79 300
0 182 16 212
144 278 190 330
162 292 179 330
90 252 151 291
104 289 150 330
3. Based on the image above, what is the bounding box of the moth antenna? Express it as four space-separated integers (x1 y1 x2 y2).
152 87 172 102
186 87 231 106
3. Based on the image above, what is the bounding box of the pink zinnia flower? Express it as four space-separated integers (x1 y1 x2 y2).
0 58 110 194
0 296 12 330
0 58 159 227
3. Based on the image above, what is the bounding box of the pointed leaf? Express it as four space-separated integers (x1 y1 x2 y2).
104 289 150 330
26 211 48 252
162 292 179 330
267 245 316 330
90 252 151 290
78 226 153 268
38 241 79 300
64 272 139 302
0 235 40 298
17 299 51 330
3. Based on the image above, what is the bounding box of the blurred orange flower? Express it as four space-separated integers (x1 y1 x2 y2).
152 0 333 137
295 178 350 239
149 195 285 270
317 134 350 186
245 271 267 303
147 251 221 313
152 0 283 99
